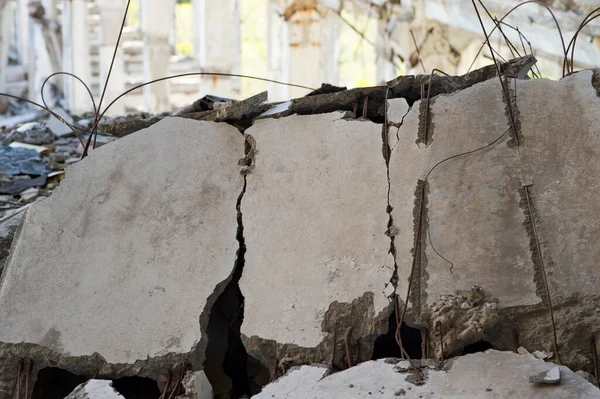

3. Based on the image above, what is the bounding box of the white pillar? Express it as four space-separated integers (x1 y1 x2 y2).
376 18 396 84
97 0 126 115
16 0 29 66
286 5 339 98
0 0 11 94
141 0 172 112
193 0 241 98
62 0 91 114
267 0 290 101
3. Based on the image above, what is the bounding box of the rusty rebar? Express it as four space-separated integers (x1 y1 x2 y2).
345 327 354 369
592 335 599 387
522 185 560 363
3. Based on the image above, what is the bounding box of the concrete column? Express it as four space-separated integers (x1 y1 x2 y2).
16 0 29 65
62 0 91 114
140 0 172 112
97 0 126 115
376 18 397 84
193 0 241 98
267 0 290 101
286 4 340 98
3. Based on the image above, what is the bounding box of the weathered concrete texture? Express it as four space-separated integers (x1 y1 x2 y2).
389 78 538 319
0 117 245 365
516 71 600 300
65 380 124 399
253 351 600 398
241 112 394 370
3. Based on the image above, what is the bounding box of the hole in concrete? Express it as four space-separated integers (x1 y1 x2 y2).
111 376 161 399
461 340 494 355
31 367 87 399
372 313 423 360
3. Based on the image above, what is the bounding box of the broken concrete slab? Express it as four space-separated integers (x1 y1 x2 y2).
241 112 394 374
516 71 600 300
388 71 600 371
253 351 600 398
389 78 537 321
65 380 124 399
0 118 245 369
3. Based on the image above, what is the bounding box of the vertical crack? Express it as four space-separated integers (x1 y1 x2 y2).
197 135 253 398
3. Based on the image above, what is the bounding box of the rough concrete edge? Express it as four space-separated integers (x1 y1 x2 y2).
416 97 435 146
592 69 600 97
409 180 429 320
0 205 30 291
502 76 523 148
517 186 558 306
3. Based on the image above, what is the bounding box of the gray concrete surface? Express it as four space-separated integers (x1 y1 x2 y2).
0 117 245 364
389 78 538 313
254 350 600 398
241 112 394 347
516 71 600 299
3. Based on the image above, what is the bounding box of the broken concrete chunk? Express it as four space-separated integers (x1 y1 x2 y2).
199 91 268 123
387 55 536 101
65 380 124 399
0 174 47 195
0 117 245 369
517 346 531 355
19 187 39 202
387 98 410 125
532 350 548 360
241 112 394 374
180 370 213 399
529 366 561 385
45 107 75 137
8 142 50 155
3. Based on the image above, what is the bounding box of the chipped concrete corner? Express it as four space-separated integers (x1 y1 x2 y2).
0 57 599 397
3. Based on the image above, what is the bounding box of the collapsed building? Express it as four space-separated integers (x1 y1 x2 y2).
0 56 599 398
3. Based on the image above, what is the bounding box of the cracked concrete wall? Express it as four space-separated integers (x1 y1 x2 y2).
240 112 395 368
0 117 244 366
1 61 600 394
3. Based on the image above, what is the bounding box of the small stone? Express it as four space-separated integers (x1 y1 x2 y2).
348 384 354 388
517 346 530 355
19 187 39 203
532 350 548 360
529 366 560 384
394 360 411 372
486 387 492 391
395 389 406 396
460 301 471 309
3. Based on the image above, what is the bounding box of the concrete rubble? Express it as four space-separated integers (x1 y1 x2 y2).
65 380 124 399
0 57 599 398
253 351 600 398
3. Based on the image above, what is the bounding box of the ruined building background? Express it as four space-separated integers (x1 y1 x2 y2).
1 0 600 398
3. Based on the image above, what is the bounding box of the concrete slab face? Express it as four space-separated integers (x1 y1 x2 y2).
254 351 600 398
516 71 600 299
0 117 245 364
65 380 124 399
241 112 394 347
389 79 538 312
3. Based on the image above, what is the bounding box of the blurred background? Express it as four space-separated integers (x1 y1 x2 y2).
0 0 599 117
